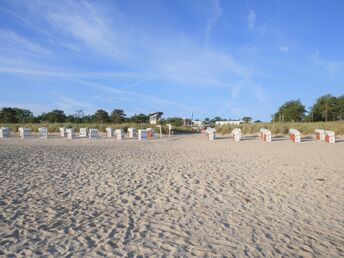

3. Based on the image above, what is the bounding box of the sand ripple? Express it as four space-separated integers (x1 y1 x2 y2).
0 136 344 257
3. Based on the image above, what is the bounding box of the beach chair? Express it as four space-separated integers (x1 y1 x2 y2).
19 127 31 139
231 128 241 142
66 128 75 139
289 128 300 143
138 129 147 140
167 124 172 137
89 128 98 139
115 129 124 140
128 128 137 138
79 128 88 137
259 128 271 142
38 127 48 139
0 127 10 138
60 127 66 137
146 128 155 139
325 130 335 143
205 127 216 141
106 128 113 138
314 129 325 141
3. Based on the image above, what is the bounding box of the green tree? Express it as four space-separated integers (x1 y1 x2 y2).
203 117 210 125
0 107 18 123
274 99 306 122
40 109 67 123
242 116 252 123
310 94 338 122
128 113 149 123
337 95 344 120
110 109 126 123
13 108 33 123
93 109 110 123
165 117 184 126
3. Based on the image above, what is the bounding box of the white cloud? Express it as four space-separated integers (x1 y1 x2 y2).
248 10 256 30
310 50 343 76
0 0 267 118
205 0 222 46
0 29 50 55
279 46 289 53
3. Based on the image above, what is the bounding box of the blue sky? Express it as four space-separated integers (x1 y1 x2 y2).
0 0 343 121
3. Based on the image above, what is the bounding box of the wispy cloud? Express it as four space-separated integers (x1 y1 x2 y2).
279 46 289 53
205 0 222 47
0 0 267 118
0 29 50 55
248 10 256 30
310 50 343 76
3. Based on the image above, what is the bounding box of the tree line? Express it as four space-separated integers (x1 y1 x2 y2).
273 94 344 122
0 108 202 126
0 108 150 124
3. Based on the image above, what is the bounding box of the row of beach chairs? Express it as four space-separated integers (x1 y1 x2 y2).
204 127 336 144
0 127 159 140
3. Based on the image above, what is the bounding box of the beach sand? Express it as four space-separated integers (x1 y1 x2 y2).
0 135 343 257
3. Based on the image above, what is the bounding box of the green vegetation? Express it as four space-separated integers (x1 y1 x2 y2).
274 94 344 122
216 121 344 135
273 100 306 122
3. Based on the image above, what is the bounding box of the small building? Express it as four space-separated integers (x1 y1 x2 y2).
192 120 204 128
215 120 244 126
149 112 163 125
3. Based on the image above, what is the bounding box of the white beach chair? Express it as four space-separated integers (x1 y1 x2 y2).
314 129 325 141
19 127 31 139
79 128 88 137
167 124 172 137
106 128 113 138
60 127 66 137
231 128 241 142
259 128 271 142
325 130 335 144
128 128 137 138
138 129 147 140
205 127 216 141
0 127 10 138
89 128 98 139
289 128 301 143
38 127 48 139
66 128 75 139
115 129 124 140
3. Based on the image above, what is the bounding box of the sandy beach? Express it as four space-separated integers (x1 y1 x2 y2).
0 135 343 257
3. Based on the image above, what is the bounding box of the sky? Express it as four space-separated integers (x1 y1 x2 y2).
0 0 343 121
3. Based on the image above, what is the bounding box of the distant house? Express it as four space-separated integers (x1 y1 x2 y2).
215 120 244 126
149 112 163 124
192 120 204 127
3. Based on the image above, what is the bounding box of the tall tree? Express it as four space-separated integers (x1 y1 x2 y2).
337 95 344 120
39 109 67 123
165 117 184 126
13 108 33 123
110 109 126 123
93 109 110 123
274 99 306 122
310 94 338 122
128 113 149 123
0 107 18 123
242 116 252 123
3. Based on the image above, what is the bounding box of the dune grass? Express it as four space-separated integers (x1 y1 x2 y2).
0 123 197 134
215 121 344 135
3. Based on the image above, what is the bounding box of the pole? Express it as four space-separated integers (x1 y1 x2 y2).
156 125 162 140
